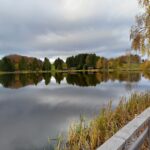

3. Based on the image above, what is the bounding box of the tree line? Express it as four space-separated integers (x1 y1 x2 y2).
0 53 143 72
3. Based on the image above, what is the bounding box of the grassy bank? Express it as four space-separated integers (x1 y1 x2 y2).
55 92 150 150
0 67 141 75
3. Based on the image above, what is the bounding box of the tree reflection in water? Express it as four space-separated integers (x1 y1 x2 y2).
0 71 143 89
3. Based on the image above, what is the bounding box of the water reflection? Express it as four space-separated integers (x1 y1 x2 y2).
0 73 43 89
0 71 149 150
0 71 142 89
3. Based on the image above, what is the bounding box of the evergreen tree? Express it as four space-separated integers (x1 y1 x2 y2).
66 53 98 69
54 58 64 70
31 58 42 71
0 60 3 71
1 57 15 72
66 56 75 68
86 54 98 68
42 57 51 71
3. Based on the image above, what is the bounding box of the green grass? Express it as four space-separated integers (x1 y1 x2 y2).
54 92 150 150
0 63 141 75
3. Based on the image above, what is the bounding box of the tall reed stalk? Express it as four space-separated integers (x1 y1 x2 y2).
59 92 150 150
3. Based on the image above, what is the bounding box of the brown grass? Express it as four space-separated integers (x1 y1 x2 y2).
54 92 150 150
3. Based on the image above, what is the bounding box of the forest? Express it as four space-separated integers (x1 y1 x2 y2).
0 53 147 72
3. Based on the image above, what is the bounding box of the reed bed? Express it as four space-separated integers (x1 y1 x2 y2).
54 92 150 150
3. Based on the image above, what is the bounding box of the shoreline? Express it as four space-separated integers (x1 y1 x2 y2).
0 68 142 75
59 92 150 150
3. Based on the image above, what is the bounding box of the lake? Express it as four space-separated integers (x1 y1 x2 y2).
0 71 149 150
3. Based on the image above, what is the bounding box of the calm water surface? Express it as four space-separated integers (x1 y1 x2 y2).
0 72 149 150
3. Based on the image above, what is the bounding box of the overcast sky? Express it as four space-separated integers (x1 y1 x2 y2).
0 0 139 60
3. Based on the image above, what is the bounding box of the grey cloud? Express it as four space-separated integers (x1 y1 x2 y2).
0 0 139 59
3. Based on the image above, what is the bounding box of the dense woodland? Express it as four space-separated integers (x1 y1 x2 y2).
0 53 148 72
